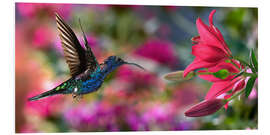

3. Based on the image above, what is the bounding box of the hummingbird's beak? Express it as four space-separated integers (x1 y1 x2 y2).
124 62 145 71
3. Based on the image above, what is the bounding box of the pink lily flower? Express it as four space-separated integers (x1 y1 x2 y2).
183 10 232 78
183 9 246 100
182 10 252 114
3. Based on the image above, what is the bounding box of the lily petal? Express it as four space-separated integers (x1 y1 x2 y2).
196 10 229 54
192 44 227 63
208 10 231 55
205 78 241 100
183 58 216 77
196 18 225 52
209 10 216 26
208 60 240 73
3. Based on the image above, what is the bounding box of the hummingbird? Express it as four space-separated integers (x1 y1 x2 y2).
28 13 145 101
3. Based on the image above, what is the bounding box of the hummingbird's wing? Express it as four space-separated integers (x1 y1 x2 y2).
78 19 100 72
55 13 88 77
55 13 100 76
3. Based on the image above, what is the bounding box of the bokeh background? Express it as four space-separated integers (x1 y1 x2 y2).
15 3 258 132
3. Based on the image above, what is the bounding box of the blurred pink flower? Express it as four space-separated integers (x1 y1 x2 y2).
141 102 191 130
172 83 200 108
17 3 72 19
64 98 192 131
142 103 173 123
173 121 193 130
17 3 37 18
126 111 148 131
115 66 164 99
135 39 179 68
64 101 119 131
20 124 36 133
248 87 257 99
117 66 157 87
53 4 72 19
54 38 63 54
79 35 98 48
32 25 53 48
64 103 98 130
86 4 109 12
164 6 179 12
247 71 258 99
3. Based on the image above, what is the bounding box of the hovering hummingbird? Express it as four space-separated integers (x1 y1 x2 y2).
28 13 145 101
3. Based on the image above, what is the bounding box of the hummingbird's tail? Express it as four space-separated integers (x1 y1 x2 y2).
28 86 67 101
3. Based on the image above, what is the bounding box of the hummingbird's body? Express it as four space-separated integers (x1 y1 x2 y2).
28 13 144 101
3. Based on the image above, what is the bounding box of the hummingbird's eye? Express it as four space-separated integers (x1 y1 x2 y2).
117 58 123 62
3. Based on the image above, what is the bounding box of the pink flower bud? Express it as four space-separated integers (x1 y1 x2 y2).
163 70 194 81
185 99 226 117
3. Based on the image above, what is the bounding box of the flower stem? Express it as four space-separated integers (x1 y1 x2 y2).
226 89 245 102
243 72 258 78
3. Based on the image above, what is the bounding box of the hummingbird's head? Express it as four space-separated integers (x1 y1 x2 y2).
103 56 145 70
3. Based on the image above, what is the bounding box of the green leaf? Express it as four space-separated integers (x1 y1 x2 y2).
245 76 256 98
233 57 249 67
251 49 258 72
249 50 257 73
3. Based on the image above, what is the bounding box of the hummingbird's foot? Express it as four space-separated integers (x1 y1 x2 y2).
72 93 82 102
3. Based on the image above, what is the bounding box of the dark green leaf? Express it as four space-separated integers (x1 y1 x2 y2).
245 76 256 98
249 50 257 73
233 57 249 67
251 49 258 72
